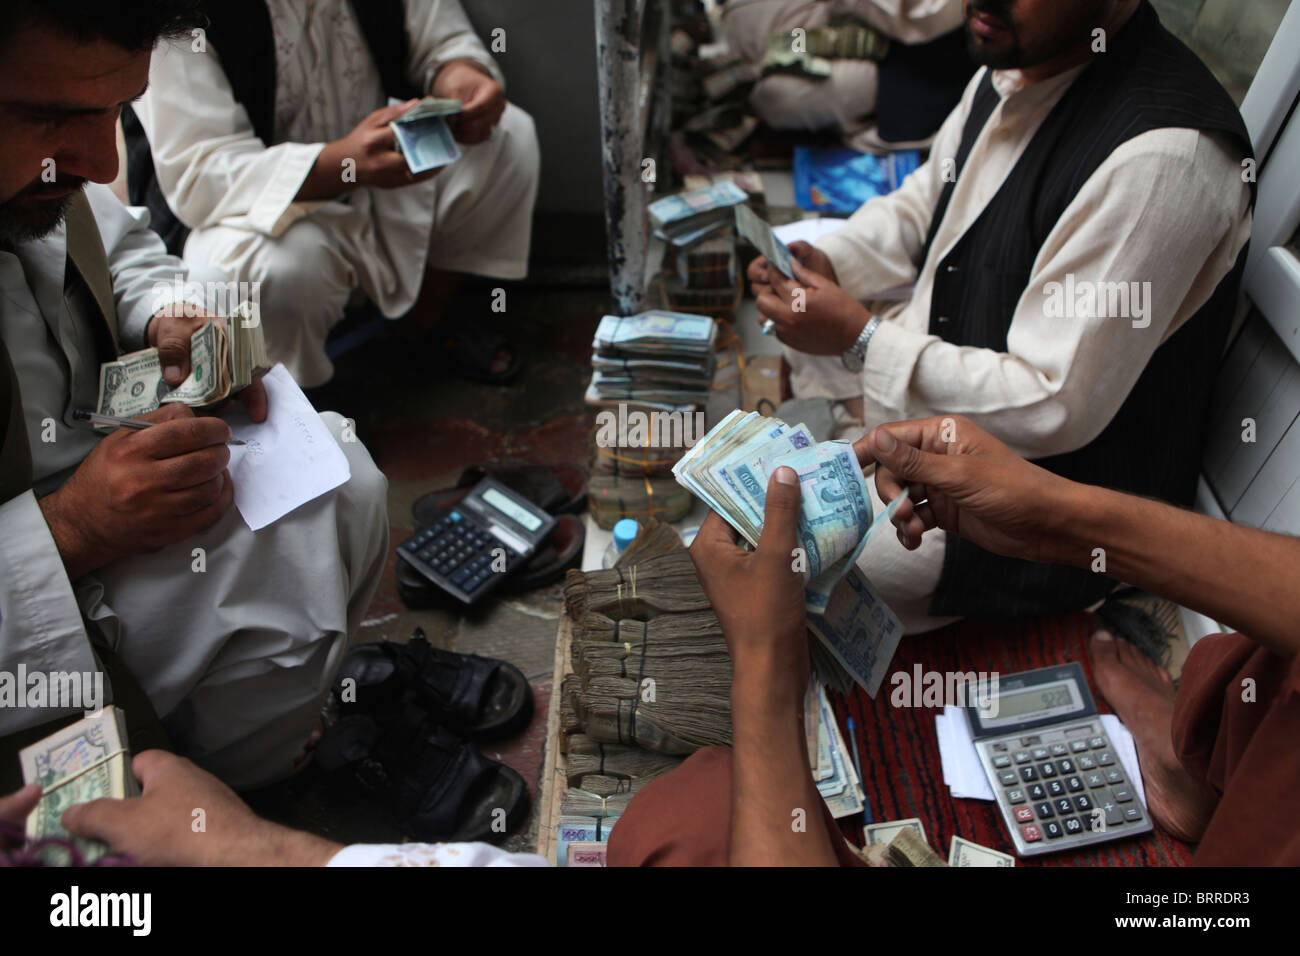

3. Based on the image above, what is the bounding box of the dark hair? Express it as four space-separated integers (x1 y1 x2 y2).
0 0 206 53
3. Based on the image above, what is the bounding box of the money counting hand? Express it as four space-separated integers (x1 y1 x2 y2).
965 662 1153 857
397 477 556 605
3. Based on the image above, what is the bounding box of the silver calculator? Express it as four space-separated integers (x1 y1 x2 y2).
965 662 1153 857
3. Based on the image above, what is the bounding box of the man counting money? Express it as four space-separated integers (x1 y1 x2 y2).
0 1 388 790
127 0 540 387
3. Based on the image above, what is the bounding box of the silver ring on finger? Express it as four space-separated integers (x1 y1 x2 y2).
761 319 776 335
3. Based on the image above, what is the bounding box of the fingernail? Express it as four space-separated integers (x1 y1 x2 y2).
164 365 181 380
1093 630 1113 642
774 466 797 486
873 429 896 453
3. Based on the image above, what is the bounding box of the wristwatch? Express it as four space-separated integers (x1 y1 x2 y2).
841 316 881 372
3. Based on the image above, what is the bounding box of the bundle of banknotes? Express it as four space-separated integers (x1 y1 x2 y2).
673 410 907 696
20 706 137 864
390 96 462 174
96 313 270 418
649 181 749 248
587 310 718 409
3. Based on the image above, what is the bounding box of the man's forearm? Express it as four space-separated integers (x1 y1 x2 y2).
729 669 840 867
1055 481 1300 657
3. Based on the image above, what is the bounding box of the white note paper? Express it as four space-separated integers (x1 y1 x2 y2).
225 364 351 531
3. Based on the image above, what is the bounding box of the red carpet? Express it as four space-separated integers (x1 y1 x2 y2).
830 611 1194 866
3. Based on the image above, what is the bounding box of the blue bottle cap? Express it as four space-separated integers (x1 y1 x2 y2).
613 519 640 551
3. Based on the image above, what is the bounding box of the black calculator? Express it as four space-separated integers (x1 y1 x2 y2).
965 662 1153 857
397 477 556 605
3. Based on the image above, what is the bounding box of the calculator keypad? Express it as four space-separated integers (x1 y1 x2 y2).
398 511 519 600
982 726 1150 856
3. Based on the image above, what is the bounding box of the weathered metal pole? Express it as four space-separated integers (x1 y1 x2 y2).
594 0 648 316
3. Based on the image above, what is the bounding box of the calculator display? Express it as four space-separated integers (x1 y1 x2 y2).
978 679 1081 726
481 487 544 532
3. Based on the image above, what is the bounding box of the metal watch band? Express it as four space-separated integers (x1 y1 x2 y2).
841 316 881 372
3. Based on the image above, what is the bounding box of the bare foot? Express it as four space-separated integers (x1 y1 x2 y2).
1090 629 1218 842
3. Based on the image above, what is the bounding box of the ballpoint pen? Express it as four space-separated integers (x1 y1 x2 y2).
74 409 246 445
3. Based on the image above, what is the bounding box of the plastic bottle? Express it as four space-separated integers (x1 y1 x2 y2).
601 518 640 569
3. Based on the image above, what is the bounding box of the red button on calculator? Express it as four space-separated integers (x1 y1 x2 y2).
1014 807 1034 823
1021 824 1043 842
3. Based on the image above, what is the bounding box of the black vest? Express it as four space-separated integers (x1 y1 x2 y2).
122 0 419 255
922 1 1255 618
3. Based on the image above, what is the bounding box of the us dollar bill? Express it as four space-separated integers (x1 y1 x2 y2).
19 706 137 864
949 835 1016 867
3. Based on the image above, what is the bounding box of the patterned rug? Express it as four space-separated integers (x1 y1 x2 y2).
830 611 1195 866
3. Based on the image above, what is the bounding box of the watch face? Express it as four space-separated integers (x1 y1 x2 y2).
841 348 864 372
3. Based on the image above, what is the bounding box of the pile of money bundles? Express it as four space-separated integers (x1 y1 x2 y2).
96 312 270 417
649 181 749 248
587 310 718 410
587 474 693 529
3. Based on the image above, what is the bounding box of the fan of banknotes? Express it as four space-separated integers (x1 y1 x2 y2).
587 310 718 410
20 706 137 865
673 410 909 696
96 311 270 418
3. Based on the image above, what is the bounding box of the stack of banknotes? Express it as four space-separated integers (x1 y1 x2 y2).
809 682 865 818
586 310 718 410
673 410 907 696
96 312 270 417
649 181 749 248
20 706 137 864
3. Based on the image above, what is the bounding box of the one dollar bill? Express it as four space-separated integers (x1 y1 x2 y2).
949 835 1015 867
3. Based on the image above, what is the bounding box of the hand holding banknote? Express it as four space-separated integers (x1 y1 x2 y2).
61 750 341 867
148 308 267 422
689 466 810 706
432 60 505 144
301 100 439 199
755 258 872 356
747 240 838 301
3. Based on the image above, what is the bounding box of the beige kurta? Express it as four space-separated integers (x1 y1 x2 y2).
782 64 1253 632
135 0 540 386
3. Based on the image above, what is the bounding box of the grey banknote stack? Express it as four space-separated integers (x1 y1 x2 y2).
96 311 270 418
649 182 749 248
391 96 463 174
20 706 137 864
587 310 718 410
673 410 906 695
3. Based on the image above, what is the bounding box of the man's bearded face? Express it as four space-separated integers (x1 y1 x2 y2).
0 174 88 245
0 22 150 245
965 0 1112 70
